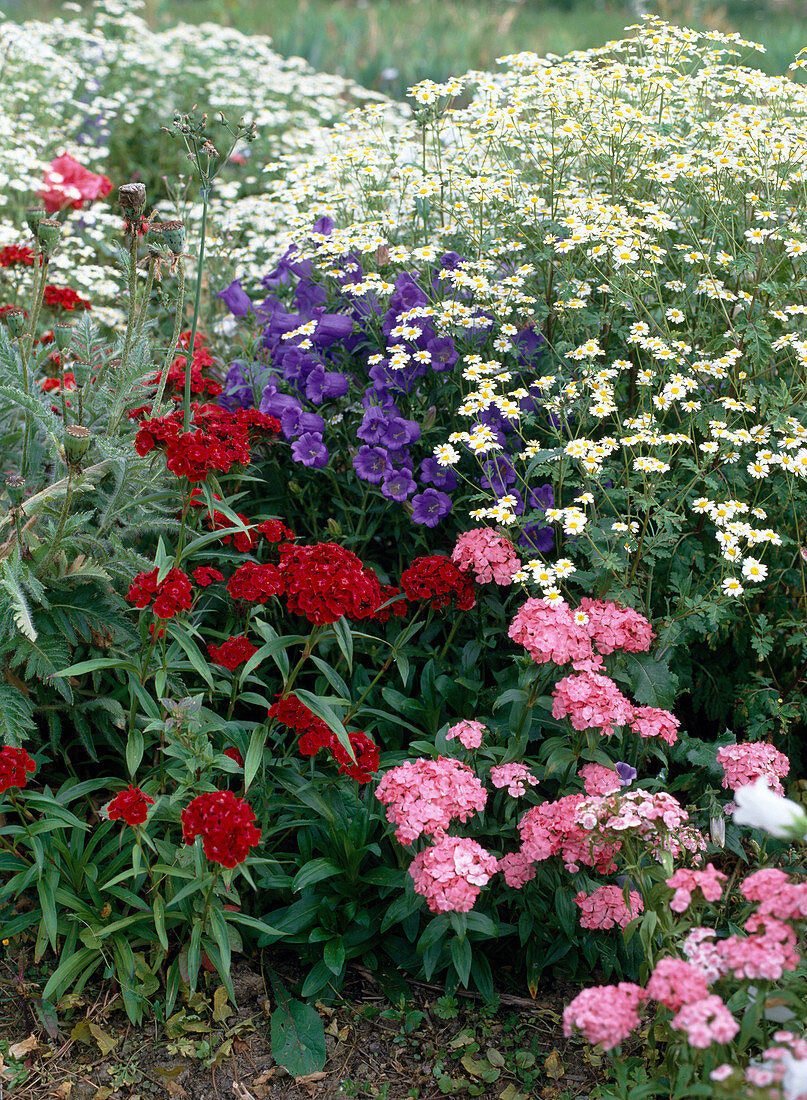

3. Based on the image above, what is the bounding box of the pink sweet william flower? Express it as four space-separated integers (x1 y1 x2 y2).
39 154 113 213
519 795 620 873
451 528 521 585
446 719 485 750
409 835 498 913
716 742 790 795
741 868 807 921
646 957 711 1011
578 762 621 796
629 706 680 746
665 863 727 912
497 850 537 889
574 885 643 930
717 915 800 981
508 598 601 671
552 671 633 735
375 757 487 845
563 983 646 1050
490 762 538 797
670 995 739 1048
576 789 706 862
682 928 725 983
578 598 655 655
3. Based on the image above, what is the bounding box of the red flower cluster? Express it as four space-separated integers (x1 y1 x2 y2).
372 584 407 623
181 789 261 868
0 245 34 267
268 696 379 782
41 371 76 392
192 566 224 587
126 567 193 619
135 405 280 483
227 561 284 603
152 342 223 402
0 746 36 793
43 285 92 311
277 542 384 624
255 518 295 542
400 556 476 611
106 785 154 826
330 730 380 784
223 746 244 767
207 635 257 671
38 154 112 213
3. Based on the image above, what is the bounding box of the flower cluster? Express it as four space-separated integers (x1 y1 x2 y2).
489 762 539 798
126 567 193 620
277 541 384 624
400 555 475 611
106 785 154 827
574 885 643 930
0 746 36 793
268 696 378 781
665 863 727 913
38 153 112 213
517 795 620 875
207 635 257 671
445 719 485 750
375 757 488 844
563 983 646 1050
451 528 521 585
578 763 622 796
409 836 498 913
227 561 284 603
716 742 790 796
552 671 634 736
575 789 706 860
180 790 261 868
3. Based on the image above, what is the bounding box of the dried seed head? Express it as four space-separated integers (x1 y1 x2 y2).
2 307 27 338
25 205 46 236
53 322 75 351
36 218 62 257
118 183 146 215
4 474 25 507
63 424 91 465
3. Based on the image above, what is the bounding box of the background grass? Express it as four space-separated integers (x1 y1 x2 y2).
2 0 805 100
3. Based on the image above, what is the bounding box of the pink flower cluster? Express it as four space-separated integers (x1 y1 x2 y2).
490 762 539 797
574 885 643 930
629 706 680 746
562 983 646 1050
717 916 801 981
665 863 727 913
451 528 521 586
375 757 487 844
645 958 710 1012
552 671 633 735
578 763 621 796
744 1032 807 1096
508 598 599 670
578 598 655 655
682 927 724 983
409 835 498 913
742 867 807 921
497 850 537 888
670 995 739 1048
446 719 485 750
716 742 790 795
518 795 620 874
576 789 690 839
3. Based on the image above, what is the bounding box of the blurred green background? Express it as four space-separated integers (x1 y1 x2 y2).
1 0 805 99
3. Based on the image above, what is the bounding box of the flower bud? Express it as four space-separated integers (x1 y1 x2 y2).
160 220 186 254
709 814 726 848
3 307 27 339
4 474 25 508
36 218 62 257
63 424 91 466
118 183 146 216
25 205 46 236
53 322 75 351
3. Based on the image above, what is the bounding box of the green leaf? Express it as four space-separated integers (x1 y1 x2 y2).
621 650 678 709
292 858 342 893
449 936 472 987
166 625 214 689
153 895 169 952
268 972 326 1077
323 937 345 975
330 616 353 673
126 729 144 778
244 725 268 793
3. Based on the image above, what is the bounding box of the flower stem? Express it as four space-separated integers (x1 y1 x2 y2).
183 191 209 431
134 256 156 341
150 259 185 416
120 230 140 370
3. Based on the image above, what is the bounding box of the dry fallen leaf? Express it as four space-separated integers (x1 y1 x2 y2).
295 1071 328 1096
8 1034 38 1059
54 1081 72 1098
232 1084 258 1100
544 1050 565 1080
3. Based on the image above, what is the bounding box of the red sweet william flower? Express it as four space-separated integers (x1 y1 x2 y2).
181 789 261 868
106 785 154 826
207 635 257 671
268 694 333 756
277 542 384 624
0 245 35 267
223 746 244 767
193 566 224 587
255 518 295 543
371 584 407 623
330 731 379 784
400 555 476 611
43 286 91 311
38 154 112 214
227 561 284 603
126 567 192 619
0 746 36 793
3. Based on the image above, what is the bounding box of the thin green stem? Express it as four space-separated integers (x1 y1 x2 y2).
39 470 74 573
183 192 209 431
134 257 156 341
150 259 185 416
120 231 140 370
